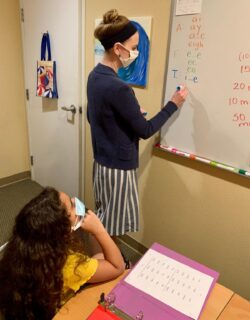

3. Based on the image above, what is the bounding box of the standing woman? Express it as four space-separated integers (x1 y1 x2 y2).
87 9 188 238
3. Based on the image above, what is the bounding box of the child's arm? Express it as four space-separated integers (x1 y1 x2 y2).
81 210 125 283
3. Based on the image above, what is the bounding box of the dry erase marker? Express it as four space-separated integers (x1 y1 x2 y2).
176 85 183 91
168 147 190 158
140 108 147 116
166 146 191 158
211 161 235 172
195 156 211 164
238 169 250 177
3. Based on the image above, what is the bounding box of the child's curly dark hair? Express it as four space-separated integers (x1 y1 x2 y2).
0 187 86 320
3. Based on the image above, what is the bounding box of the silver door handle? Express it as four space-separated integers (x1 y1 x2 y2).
61 105 76 114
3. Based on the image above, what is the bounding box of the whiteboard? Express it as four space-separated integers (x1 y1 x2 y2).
160 0 250 175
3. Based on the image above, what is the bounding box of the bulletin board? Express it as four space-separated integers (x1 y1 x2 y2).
159 0 250 177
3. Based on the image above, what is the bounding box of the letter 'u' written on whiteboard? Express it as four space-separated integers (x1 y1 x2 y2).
176 0 203 16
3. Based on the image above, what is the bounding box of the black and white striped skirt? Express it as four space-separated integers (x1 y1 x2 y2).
92 161 139 236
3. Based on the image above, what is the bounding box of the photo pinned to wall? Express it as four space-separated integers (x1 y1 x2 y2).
94 16 152 87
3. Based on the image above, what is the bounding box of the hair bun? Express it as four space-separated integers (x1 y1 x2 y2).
103 9 119 24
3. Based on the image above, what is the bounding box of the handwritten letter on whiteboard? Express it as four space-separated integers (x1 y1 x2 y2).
161 0 250 172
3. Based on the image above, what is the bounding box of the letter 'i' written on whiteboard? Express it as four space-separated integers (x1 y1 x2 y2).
176 0 203 16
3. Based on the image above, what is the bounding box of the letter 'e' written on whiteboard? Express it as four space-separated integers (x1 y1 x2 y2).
176 0 203 16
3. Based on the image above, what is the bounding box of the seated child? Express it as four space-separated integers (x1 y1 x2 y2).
0 187 125 320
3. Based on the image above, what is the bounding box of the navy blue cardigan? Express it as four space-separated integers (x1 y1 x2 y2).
87 63 177 170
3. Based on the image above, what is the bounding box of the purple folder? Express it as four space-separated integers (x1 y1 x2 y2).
110 243 219 320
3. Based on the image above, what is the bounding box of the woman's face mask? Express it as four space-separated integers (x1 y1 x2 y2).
118 43 139 68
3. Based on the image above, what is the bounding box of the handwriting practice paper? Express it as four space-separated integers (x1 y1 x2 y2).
125 249 213 320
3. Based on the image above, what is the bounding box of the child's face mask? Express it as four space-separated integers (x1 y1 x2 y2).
75 197 85 215
71 197 86 231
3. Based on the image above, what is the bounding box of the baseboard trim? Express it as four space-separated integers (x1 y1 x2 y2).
119 234 148 255
0 242 8 252
0 171 31 187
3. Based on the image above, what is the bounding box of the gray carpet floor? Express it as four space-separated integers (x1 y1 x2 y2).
0 179 43 247
0 179 142 263
117 238 142 266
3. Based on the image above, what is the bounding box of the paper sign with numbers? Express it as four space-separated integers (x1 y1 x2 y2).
125 248 214 320
176 0 203 15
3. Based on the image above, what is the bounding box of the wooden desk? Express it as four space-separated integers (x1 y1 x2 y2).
54 272 130 320
200 283 234 320
54 270 234 320
219 294 250 320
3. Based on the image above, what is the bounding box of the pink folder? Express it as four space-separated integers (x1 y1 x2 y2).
110 243 219 320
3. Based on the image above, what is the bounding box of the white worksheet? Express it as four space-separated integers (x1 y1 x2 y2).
176 0 203 15
125 249 213 320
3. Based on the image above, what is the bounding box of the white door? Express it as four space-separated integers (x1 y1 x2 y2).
20 0 84 197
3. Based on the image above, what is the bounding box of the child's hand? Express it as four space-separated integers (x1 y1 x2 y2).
80 210 106 236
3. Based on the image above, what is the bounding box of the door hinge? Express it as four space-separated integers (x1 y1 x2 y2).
26 89 29 101
30 156 34 166
21 8 24 22
79 106 82 114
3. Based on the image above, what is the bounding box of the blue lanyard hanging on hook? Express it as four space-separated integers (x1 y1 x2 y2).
41 32 52 61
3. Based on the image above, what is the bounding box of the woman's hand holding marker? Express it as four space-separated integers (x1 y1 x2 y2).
140 107 147 117
171 84 188 108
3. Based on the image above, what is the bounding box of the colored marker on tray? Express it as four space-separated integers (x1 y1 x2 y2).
155 143 250 178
